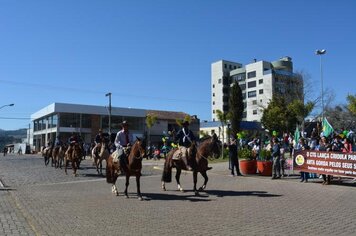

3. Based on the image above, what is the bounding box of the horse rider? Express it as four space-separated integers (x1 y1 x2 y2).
54 136 63 148
66 133 79 158
173 121 196 170
114 121 133 169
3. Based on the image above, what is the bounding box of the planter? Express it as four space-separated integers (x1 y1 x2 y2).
239 159 257 175
257 160 272 176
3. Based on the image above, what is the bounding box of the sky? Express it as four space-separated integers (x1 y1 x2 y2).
0 0 355 130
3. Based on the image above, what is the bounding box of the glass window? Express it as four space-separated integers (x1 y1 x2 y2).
248 81 256 88
259 79 263 84
259 89 263 94
212 84 215 88
253 110 257 115
212 93 215 97
247 71 256 78
218 79 222 84
239 84 246 90
243 112 247 118
224 64 227 69
248 90 257 98
212 101 215 105
252 100 257 105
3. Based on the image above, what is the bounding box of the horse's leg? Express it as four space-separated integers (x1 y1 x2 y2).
112 173 119 196
199 171 209 191
136 173 142 201
193 171 199 196
176 168 184 192
64 158 68 175
124 174 130 198
161 181 166 191
72 159 77 176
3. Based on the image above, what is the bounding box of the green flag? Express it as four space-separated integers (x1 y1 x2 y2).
294 126 300 145
322 117 334 137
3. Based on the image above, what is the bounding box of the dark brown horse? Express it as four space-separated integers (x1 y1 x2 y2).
161 134 221 195
106 138 146 200
64 143 82 176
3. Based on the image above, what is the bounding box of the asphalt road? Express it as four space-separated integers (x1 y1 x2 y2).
1 153 356 236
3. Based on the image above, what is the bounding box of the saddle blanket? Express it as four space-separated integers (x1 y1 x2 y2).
172 147 188 160
112 150 119 163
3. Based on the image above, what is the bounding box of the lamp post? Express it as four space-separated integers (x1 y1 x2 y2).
105 93 112 135
0 103 14 110
315 49 326 121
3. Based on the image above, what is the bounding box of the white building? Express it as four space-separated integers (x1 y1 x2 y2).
30 103 199 152
211 57 303 122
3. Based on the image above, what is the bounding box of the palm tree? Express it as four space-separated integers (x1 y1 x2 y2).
216 109 230 158
145 114 157 148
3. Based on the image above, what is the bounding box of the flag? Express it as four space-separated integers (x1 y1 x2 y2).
294 126 300 145
322 117 334 137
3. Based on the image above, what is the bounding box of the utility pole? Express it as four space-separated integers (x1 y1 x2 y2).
105 92 112 135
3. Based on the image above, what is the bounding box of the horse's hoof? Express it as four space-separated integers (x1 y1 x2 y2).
162 187 166 191
195 191 200 196
179 188 184 192
138 196 143 201
125 195 129 199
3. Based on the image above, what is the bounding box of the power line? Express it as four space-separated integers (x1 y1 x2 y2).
0 79 209 104
0 117 30 120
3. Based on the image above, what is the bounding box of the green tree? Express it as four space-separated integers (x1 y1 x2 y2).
228 81 244 138
145 114 157 147
347 94 356 115
261 96 290 134
215 109 230 144
287 99 315 130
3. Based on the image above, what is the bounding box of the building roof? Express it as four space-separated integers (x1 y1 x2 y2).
146 110 190 121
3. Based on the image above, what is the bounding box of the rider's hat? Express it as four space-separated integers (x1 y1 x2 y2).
121 120 129 127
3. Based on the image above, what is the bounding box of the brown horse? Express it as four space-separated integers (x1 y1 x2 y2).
106 138 146 200
93 142 110 175
42 146 53 167
161 134 221 195
64 143 82 176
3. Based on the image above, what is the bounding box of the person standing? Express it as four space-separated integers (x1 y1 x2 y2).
229 137 242 176
271 138 281 179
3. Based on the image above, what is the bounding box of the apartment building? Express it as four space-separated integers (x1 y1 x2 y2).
211 57 303 122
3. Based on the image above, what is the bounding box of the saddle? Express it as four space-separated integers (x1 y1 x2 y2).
172 147 188 160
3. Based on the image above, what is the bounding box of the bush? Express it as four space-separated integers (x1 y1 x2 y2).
238 148 254 160
259 149 272 161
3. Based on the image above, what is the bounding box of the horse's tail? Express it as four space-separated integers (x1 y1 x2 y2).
106 157 114 184
161 155 172 183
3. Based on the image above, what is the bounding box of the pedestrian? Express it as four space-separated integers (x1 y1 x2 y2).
229 137 242 176
271 137 281 179
297 138 310 182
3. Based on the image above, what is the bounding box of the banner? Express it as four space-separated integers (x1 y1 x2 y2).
294 150 356 177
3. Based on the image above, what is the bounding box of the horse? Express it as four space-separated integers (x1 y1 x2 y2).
52 146 61 168
64 143 82 176
92 142 110 175
106 138 146 200
42 146 53 167
161 134 221 195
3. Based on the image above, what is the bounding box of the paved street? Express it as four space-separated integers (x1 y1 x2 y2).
1 154 356 236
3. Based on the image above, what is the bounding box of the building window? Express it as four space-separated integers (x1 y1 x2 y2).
212 84 215 88
213 110 215 114
239 84 246 90
218 79 222 84
229 65 232 69
252 100 257 105
253 110 257 115
247 71 256 78
259 79 263 84
212 93 215 97
243 112 247 119
259 89 263 94
212 101 215 105
260 99 263 103
248 90 257 98
224 64 227 69
248 81 256 88
234 66 237 69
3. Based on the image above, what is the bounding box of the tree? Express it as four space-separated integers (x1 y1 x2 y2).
228 81 244 137
287 99 315 130
145 114 157 147
347 94 356 115
215 109 229 145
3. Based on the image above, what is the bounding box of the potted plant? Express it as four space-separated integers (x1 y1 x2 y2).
238 148 257 175
257 149 272 176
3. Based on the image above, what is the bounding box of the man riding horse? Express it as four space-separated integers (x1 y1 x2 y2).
173 121 196 171
114 121 133 171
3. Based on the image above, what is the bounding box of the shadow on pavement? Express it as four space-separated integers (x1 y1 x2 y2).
143 192 212 202
204 189 282 198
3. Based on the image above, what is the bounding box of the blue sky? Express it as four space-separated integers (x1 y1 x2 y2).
0 0 355 130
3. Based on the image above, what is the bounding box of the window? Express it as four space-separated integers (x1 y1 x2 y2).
212 101 215 105
248 90 257 98
242 93 246 99
212 93 215 97
234 66 237 69
248 81 256 88
239 84 246 90
247 71 256 78
243 112 247 119
253 110 257 115
252 100 257 105
259 89 263 94
218 79 222 84
224 64 227 69
259 79 263 84
229 65 232 69
213 110 215 114
212 84 215 88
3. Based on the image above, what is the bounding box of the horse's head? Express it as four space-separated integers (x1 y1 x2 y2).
130 137 146 159
198 134 221 159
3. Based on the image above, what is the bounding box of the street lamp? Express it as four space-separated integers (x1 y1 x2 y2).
105 93 112 135
315 49 326 120
0 103 14 110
